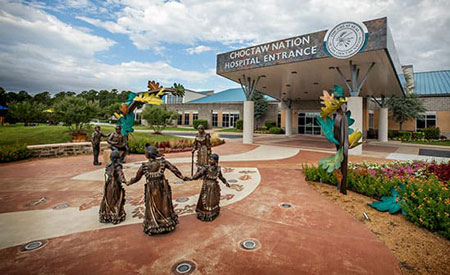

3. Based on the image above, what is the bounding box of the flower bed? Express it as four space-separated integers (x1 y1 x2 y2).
302 160 450 239
0 145 32 163
128 133 225 154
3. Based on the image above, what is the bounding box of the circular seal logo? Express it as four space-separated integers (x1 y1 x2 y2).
324 21 368 59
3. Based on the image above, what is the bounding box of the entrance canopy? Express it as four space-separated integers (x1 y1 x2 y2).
216 17 404 101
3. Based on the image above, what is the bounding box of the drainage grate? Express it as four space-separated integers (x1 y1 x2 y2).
175 197 189 203
240 239 260 251
53 204 69 209
280 203 292 208
172 261 196 274
21 240 48 252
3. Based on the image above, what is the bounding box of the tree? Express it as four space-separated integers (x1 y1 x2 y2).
387 93 426 130
251 91 268 127
141 104 177 134
53 96 100 133
33 92 51 106
103 102 122 119
0 87 6 106
8 100 45 125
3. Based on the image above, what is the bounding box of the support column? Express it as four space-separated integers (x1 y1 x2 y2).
243 101 254 144
285 107 292 136
378 107 388 142
347 96 363 155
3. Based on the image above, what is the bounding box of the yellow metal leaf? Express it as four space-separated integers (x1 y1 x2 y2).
349 130 363 149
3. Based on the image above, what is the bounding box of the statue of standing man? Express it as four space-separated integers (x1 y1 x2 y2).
91 125 108 166
107 125 128 163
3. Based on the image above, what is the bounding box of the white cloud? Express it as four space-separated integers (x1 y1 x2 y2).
0 1 214 93
186 45 213 55
79 0 450 71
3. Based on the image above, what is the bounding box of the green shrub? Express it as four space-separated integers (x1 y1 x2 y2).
399 176 450 239
261 126 268 132
0 145 32 163
235 119 243 130
421 127 441 140
193 120 208 129
265 120 277 129
412 131 425 141
388 130 399 139
399 131 412 141
269 127 285 134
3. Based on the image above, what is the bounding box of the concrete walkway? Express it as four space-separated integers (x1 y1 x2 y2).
0 142 401 274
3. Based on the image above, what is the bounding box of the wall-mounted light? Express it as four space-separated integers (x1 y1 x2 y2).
328 66 335 70
304 92 309 94
260 75 266 78
262 86 267 89
291 71 297 74
286 84 291 87
313 82 319 85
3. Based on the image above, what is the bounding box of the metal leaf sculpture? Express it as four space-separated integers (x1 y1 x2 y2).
115 80 185 136
316 85 363 194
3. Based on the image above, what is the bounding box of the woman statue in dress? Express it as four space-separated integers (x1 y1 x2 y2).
192 125 211 169
189 153 230 222
99 150 127 224
126 145 188 235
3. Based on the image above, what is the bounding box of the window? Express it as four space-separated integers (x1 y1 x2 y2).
212 113 218 127
416 113 436 130
230 114 239 127
298 112 321 135
369 112 374 129
193 113 198 122
184 113 190 125
166 94 183 104
177 113 182 125
222 113 230 127
277 113 281 127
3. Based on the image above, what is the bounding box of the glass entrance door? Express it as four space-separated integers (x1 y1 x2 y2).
298 113 321 135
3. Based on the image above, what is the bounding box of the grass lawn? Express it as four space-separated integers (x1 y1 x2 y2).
404 140 450 146
134 126 196 131
216 128 242 133
0 124 188 147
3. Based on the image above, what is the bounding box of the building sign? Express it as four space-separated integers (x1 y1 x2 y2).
223 35 320 70
324 21 368 59
217 18 386 75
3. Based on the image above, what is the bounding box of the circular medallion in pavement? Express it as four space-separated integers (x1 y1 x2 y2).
172 260 196 274
240 239 260 251
53 203 69 209
176 197 189 203
228 179 238 183
20 240 48 252
280 202 292 209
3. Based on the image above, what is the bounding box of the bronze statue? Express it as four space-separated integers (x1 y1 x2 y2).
107 125 128 163
91 125 108 166
192 125 211 170
99 150 127 224
333 102 349 194
126 145 189 235
188 153 230 222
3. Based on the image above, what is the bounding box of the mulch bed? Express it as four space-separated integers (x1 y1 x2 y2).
306 181 450 275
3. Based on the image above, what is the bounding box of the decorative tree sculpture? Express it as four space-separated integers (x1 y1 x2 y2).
316 85 362 194
114 81 185 136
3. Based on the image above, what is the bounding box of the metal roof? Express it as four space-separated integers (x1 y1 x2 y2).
413 70 450 95
190 88 277 103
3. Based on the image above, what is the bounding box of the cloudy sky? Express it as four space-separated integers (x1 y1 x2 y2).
0 0 449 94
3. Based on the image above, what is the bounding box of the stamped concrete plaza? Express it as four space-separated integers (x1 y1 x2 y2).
5 136 449 274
